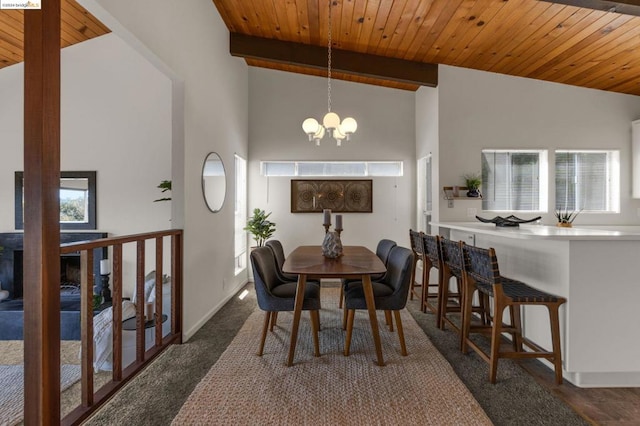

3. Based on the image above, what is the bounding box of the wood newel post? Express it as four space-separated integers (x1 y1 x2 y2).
23 1 61 425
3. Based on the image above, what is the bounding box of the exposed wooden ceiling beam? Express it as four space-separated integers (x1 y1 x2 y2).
540 0 640 16
230 33 438 88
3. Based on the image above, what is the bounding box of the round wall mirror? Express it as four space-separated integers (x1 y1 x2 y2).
202 152 226 212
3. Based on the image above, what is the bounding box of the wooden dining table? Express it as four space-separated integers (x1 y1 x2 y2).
282 245 387 366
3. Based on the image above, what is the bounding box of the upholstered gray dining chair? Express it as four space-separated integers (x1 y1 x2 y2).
265 240 298 282
339 238 397 306
250 247 321 357
343 245 414 357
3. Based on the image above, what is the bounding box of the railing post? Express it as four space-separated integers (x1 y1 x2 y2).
80 249 94 407
112 244 123 381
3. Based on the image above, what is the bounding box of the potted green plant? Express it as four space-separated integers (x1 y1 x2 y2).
154 180 172 202
244 208 276 247
462 172 482 197
555 208 581 227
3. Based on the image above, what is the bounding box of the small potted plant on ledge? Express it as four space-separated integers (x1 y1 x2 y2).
244 208 276 247
555 208 581 228
463 172 482 198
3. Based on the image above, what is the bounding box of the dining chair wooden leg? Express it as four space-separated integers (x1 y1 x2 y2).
393 310 407 356
342 304 348 330
258 311 271 356
489 302 506 384
344 309 355 356
269 311 278 332
549 304 564 385
310 310 320 357
385 310 393 332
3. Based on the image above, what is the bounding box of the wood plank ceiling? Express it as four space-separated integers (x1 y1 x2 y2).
212 0 640 95
0 0 110 69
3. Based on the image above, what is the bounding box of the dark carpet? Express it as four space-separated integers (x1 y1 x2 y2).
85 283 587 425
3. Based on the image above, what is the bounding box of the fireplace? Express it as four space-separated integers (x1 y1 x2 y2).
11 251 84 299
0 232 107 299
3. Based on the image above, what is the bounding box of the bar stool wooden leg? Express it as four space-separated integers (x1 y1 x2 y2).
489 301 506 384
510 305 524 352
344 309 355 356
461 277 475 353
258 312 271 356
393 310 407 356
549 304 564 384
409 256 419 301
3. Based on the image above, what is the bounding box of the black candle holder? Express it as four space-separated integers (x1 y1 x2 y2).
100 274 112 303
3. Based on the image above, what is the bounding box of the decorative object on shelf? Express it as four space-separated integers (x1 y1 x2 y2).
322 231 343 258
291 179 372 213
301 0 357 146
555 208 581 228
154 179 172 202
244 208 276 247
462 172 482 197
98 259 112 303
475 215 542 227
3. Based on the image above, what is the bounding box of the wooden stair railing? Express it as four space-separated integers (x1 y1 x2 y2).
59 229 183 426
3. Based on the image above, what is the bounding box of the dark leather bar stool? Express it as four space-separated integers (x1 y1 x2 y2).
461 243 567 384
420 233 442 318
439 237 488 337
409 229 426 302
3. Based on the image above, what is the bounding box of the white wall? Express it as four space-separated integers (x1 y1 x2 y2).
415 86 439 227
0 34 172 235
248 68 415 252
429 65 640 225
86 0 249 340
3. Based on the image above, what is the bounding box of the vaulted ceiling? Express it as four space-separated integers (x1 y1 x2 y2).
3 1 640 96
212 0 640 95
0 0 109 70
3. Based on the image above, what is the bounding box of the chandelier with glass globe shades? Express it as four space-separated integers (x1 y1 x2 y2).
301 1 357 147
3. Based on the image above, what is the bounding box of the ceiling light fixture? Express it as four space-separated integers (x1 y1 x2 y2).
302 1 357 147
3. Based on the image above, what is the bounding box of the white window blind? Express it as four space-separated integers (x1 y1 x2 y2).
261 161 403 177
555 150 619 212
482 150 547 212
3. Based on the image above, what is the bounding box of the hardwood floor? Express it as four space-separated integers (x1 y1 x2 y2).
517 359 640 425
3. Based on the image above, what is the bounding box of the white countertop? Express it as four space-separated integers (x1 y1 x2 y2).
432 221 640 240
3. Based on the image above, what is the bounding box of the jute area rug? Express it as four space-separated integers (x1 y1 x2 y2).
0 340 111 425
173 287 492 425
0 363 80 426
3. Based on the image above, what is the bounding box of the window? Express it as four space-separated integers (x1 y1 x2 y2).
481 150 548 212
261 161 403 177
555 150 619 213
234 155 247 275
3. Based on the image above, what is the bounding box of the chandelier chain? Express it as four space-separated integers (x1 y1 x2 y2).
327 0 332 113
